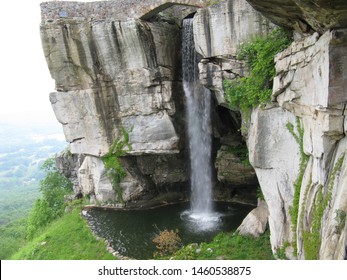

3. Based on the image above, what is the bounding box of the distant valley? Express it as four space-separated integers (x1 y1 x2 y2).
0 122 66 225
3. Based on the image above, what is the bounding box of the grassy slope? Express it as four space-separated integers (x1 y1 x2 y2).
11 208 115 260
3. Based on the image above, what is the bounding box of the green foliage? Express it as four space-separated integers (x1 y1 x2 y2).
226 145 251 167
334 209 347 235
203 0 222 7
0 218 28 259
102 128 132 203
168 231 274 260
275 241 290 260
302 154 345 259
152 229 182 257
11 207 115 260
286 118 309 255
224 28 292 111
27 157 73 239
256 187 265 201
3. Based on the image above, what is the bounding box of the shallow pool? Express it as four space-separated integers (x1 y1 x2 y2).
85 202 254 259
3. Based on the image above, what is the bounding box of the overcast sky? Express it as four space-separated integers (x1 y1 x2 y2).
0 0 101 125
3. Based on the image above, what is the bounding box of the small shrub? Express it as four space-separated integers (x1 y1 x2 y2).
102 127 132 203
152 229 182 257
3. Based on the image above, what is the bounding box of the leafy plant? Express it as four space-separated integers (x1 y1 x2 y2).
152 229 182 257
27 157 73 239
224 28 292 112
102 127 132 203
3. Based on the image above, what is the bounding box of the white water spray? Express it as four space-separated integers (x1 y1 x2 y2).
181 18 220 231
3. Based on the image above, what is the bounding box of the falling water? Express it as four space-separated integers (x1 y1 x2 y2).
181 18 220 231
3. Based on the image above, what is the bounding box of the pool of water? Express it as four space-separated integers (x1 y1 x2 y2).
85 202 254 259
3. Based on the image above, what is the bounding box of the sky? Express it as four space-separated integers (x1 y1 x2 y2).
0 0 100 125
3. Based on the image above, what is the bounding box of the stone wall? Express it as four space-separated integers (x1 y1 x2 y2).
40 0 203 22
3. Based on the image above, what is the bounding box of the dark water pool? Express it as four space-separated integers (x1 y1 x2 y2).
85 202 253 259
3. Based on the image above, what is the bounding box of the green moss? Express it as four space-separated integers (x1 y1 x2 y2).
334 209 347 235
286 118 309 255
224 28 292 112
302 154 345 259
102 128 132 203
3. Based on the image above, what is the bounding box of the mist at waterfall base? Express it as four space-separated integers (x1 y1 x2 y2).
181 18 220 231
85 202 253 259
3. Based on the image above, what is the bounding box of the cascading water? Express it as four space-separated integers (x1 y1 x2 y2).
181 18 220 231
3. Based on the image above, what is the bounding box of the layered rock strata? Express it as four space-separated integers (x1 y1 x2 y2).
249 29 347 260
41 2 189 203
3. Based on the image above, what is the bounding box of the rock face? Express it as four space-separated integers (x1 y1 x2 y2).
192 0 347 259
245 0 347 34
193 0 272 58
254 29 347 260
42 18 182 156
41 2 190 204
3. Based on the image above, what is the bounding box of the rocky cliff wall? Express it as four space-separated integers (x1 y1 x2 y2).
192 0 347 259
41 1 190 204
254 29 347 260
41 0 347 259
41 0 261 206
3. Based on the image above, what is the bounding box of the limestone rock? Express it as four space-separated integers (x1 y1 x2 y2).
198 57 246 105
245 0 347 34
215 145 257 186
55 149 85 193
41 17 183 156
247 29 347 259
193 0 273 58
247 106 299 249
237 200 269 238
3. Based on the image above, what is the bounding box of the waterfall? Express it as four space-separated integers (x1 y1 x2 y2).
182 18 219 230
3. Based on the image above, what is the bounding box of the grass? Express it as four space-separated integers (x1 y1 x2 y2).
167 231 274 260
11 207 115 260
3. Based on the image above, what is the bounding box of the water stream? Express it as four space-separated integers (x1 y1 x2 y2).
182 18 219 230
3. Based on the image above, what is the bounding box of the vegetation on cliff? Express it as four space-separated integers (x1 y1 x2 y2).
224 28 292 111
102 128 132 203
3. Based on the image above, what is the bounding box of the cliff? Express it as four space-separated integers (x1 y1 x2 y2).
40 0 347 259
